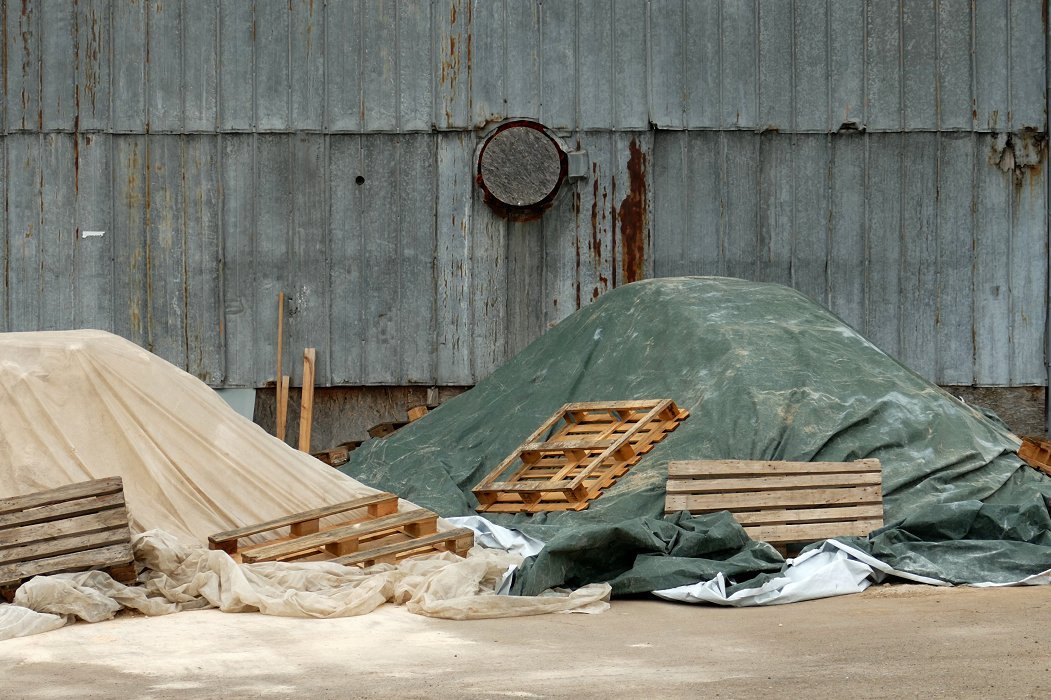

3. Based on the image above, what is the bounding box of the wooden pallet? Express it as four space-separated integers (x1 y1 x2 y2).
208 492 473 566
664 459 884 553
0 477 137 600
1018 437 1051 477
311 441 363 467
473 399 689 514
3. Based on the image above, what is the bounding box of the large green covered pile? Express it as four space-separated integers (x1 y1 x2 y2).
341 278 1051 594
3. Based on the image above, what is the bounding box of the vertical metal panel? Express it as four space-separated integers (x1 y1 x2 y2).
935 133 976 385
685 131 724 276
434 0 470 129
540 160 578 329
398 1 435 132
360 136 400 383
973 133 1012 385
757 132 792 284
571 133 616 306
757 0 792 131
182 0 218 131
829 0 864 129
362 0 398 131
111 136 148 346
683 0 720 129
828 134 866 331
578 0 615 130
289 134 330 385
505 0 541 120
973 0 1009 131
40 2 76 131
901 0 936 130
505 219 545 358
253 135 291 383
218 0 254 130
0 139 7 329
649 0 685 129
219 134 255 385
865 1 902 132
861 134 902 359
39 135 75 329
111 1 147 132
936 0 972 131
325 0 363 132
4 2 40 131
1009 0 1047 130
398 135 437 383
145 135 188 366
720 0 757 128
255 2 291 131
539 0 576 130
612 0 648 129
899 134 938 380
434 132 473 383
290 0 325 131
794 0 829 132
652 131 689 276
147 0 185 132
723 131 760 280
182 135 223 383
469 165 508 379
6 135 41 329
328 135 365 384
791 136 830 305
76 0 112 132
470 0 505 128
1009 161 1049 384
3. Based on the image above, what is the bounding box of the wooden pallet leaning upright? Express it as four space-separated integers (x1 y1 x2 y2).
0 477 137 601
473 399 689 513
664 459 884 553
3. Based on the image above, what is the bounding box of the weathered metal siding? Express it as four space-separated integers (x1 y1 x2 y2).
1 0 1047 388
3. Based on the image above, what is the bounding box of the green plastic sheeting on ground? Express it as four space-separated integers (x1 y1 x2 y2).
341 277 1051 592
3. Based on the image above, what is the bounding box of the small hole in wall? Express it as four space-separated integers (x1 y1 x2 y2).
355 175 365 185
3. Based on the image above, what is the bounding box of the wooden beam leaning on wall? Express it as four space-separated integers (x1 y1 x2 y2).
298 348 316 453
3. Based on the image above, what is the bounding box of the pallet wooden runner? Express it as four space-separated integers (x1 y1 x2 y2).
473 399 689 514
0 477 136 600
664 459 884 552
209 492 473 566
1018 437 1051 477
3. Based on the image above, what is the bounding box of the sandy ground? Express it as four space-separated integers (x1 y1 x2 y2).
0 585 1048 699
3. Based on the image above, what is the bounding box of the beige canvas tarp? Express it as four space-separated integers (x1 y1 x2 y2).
0 331 609 640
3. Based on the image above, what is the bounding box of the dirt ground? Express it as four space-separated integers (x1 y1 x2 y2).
0 585 1048 699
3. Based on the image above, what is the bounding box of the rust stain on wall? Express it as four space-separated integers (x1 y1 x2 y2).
613 138 648 284
988 129 1048 202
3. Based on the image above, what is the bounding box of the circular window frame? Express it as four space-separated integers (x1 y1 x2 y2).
476 119 569 220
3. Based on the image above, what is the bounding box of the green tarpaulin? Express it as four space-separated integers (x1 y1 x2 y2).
341 278 1051 593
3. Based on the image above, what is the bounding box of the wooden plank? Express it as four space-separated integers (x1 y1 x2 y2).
0 509 130 550
240 510 439 563
0 493 127 531
275 292 285 434
0 528 133 567
668 459 881 477
0 478 124 518
276 375 290 442
0 544 135 588
743 519 882 545
665 472 882 495
332 528 475 568
298 348 316 452
665 486 882 514
562 400 663 411
729 505 885 526
208 493 399 547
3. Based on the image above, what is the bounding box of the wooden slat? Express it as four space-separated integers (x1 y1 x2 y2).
743 519 883 545
209 492 399 545
0 477 124 517
0 492 126 530
563 400 663 411
0 508 130 549
668 459 881 477
665 472 882 494
0 543 135 587
664 485 882 514
331 528 475 567
241 509 438 563
729 504 885 526
0 527 134 566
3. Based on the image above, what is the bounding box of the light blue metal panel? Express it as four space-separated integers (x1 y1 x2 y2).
539 0 576 130
72 135 114 332
612 0 648 129
145 136 188 366
829 0 864 129
683 0 720 129
111 2 147 132
470 0 506 128
255 2 291 131
901 0 936 131
649 0 685 129
434 0 471 130
757 0 792 131
1010 0 1047 130
325 0 364 132
291 0 326 131
361 0 398 132
720 0 757 129
794 0 830 132
219 135 256 386
147 0 185 131
828 134 866 331
218 0 255 131
4 2 40 131
183 0 218 132
505 0 542 120
434 132 474 383
937 0 972 131
328 135 366 384
40 2 76 131
865 1 901 132
398 1 434 131
974 0 1009 131
578 0 615 130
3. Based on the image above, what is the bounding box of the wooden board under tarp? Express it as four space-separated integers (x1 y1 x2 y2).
0 477 137 600
209 492 473 567
473 399 689 513
664 459 884 553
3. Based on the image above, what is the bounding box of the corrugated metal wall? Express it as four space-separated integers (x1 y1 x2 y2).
1 0 1047 388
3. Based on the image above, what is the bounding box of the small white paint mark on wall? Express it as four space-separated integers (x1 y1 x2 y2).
81 230 105 238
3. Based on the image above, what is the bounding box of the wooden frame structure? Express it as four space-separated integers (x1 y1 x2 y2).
209 492 473 566
0 477 137 600
664 459 884 552
473 399 689 513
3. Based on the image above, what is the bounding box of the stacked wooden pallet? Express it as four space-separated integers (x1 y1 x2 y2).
0 477 137 600
1018 437 1051 477
209 492 473 567
664 459 884 553
474 399 689 513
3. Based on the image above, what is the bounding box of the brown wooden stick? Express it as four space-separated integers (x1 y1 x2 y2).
276 375 290 441
298 348 316 453
275 292 285 438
